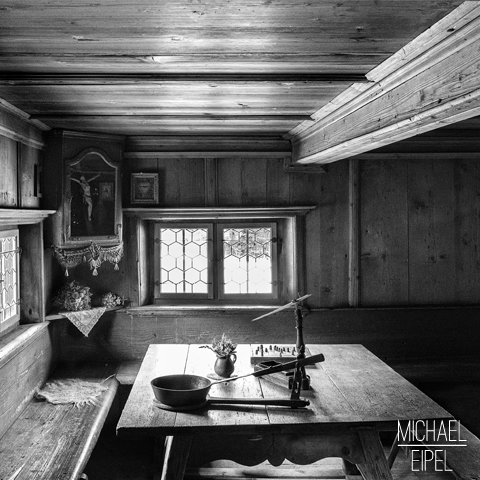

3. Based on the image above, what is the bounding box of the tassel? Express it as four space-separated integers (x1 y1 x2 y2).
52 242 124 276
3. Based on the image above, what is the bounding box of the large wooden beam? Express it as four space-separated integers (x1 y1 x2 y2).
289 2 480 165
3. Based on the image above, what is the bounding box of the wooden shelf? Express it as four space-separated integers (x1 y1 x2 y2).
0 208 55 226
45 306 122 321
123 206 316 220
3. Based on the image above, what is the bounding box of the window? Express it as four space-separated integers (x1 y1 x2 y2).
0 229 20 332
124 206 315 307
154 222 278 302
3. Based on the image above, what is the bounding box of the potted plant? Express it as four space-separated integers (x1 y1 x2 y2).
201 334 237 378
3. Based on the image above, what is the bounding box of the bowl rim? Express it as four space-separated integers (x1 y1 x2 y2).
150 373 212 392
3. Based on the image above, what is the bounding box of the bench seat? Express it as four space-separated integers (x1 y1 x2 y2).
0 362 118 480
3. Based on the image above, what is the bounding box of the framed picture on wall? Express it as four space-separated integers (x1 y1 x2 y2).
131 173 159 204
64 148 122 246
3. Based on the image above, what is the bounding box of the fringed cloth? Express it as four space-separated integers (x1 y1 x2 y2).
35 376 114 407
61 307 106 336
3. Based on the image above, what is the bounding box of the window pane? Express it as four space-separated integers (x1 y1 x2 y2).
0 232 19 325
222 227 272 294
159 228 209 294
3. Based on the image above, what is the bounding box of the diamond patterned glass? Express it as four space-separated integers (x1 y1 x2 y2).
0 232 19 325
159 228 208 294
223 227 272 294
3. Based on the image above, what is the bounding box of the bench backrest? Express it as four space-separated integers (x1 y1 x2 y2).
0 323 54 439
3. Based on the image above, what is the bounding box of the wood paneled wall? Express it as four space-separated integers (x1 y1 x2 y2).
121 146 480 309
359 157 480 306
40 126 480 373
0 106 44 209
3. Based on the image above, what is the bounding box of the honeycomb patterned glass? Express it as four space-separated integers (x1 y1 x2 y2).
159 228 208 294
0 233 19 324
223 227 272 294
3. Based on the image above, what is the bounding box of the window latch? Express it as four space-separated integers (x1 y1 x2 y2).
272 237 283 255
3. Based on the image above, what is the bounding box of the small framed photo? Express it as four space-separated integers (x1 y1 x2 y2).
131 173 159 204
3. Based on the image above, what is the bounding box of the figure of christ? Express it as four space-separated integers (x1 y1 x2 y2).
71 173 101 221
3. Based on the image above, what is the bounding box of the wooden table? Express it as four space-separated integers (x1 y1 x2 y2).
117 344 452 480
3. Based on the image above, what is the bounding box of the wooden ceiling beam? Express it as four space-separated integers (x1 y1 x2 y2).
289 2 480 165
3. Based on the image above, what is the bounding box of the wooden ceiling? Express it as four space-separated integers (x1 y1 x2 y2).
0 0 474 162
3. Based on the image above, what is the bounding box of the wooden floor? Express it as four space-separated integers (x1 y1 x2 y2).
84 426 456 480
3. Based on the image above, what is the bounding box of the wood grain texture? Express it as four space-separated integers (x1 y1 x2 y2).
117 343 451 478
355 429 393 480
126 136 290 153
408 159 456 305
291 4 480 164
19 223 46 322
0 0 464 138
0 362 118 480
360 159 409 306
18 143 41 208
0 323 53 440
51 305 480 384
0 134 18 207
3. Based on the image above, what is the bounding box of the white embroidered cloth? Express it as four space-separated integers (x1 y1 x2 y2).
61 307 106 336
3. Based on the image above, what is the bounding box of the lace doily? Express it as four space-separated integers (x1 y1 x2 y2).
61 307 106 336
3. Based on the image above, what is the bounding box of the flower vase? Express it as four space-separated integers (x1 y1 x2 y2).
214 354 237 378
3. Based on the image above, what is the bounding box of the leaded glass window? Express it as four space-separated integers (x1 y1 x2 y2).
222 226 274 295
0 229 20 331
155 224 213 299
154 222 277 301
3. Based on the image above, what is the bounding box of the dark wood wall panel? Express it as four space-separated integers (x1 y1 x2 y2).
0 135 18 207
49 129 480 314
0 325 53 440
357 155 480 307
52 306 480 383
217 158 268 206
408 159 458 305
453 160 480 303
307 161 350 307
81 151 480 310
163 158 206 207
18 143 41 209
360 159 409 306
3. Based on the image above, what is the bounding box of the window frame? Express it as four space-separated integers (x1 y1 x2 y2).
153 223 214 300
124 206 315 308
0 228 20 333
216 221 278 301
153 220 278 304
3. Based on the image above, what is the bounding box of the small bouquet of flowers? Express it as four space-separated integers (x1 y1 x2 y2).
53 281 92 312
100 292 123 308
201 333 237 358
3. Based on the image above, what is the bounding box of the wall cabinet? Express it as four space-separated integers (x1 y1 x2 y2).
44 130 124 248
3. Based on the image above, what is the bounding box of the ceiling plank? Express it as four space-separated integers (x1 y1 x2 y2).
0 54 387 76
290 2 480 165
0 73 366 84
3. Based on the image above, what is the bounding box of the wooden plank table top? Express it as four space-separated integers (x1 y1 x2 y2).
117 344 452 480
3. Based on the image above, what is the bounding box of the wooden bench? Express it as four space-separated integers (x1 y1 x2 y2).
0 324 119 480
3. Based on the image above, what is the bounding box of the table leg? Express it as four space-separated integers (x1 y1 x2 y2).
355 429 394 480
161 435 193 480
